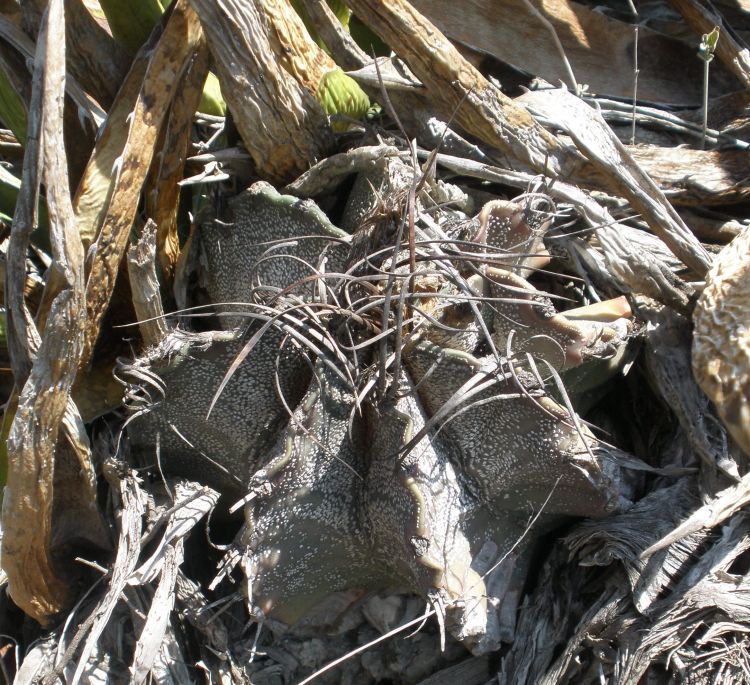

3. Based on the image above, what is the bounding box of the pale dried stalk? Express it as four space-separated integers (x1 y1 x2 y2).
3 0 98 624
189 0 333 183
343 0 571 176
81 0 204 372
69 466 145 685
130 541 183 684
18 0 128 109
127 220 170 347
261 0 336 93
146 38 210 280
298 0 368 70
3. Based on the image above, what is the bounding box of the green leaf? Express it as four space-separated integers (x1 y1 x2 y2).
198 72 226 117
316 68 370 131
0 66 27 146
698 26 720 62
99 0 226 116
98 0 165 56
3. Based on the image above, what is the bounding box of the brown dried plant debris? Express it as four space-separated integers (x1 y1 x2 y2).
4 0 750 683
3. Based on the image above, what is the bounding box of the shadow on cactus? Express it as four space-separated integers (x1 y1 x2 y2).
121 156 635 654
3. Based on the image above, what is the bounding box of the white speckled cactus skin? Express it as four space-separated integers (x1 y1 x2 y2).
124 163 632 653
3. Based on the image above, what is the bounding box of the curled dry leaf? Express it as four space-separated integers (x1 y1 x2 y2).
80 0 206 371
3 0 104 624
692 226 750 457
144 36 210 280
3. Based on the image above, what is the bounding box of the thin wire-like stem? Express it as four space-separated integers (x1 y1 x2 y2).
520 0 578 93
702 57 710 149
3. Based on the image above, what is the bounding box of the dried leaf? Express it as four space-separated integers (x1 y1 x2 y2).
61 0 130 109
129 482 219 585
189 0 334 183
72 50 150 248
343 0 572 176
284 143 400 197
518 88 712 276
130 541 182 685
69 465 145 685
80 0 205 371
2 0 101 624
642 304 737 477
0 12 104 184
263 0 337 93
127 220 170 346
630 146 750 206
641 473 750 559
144 37 209 279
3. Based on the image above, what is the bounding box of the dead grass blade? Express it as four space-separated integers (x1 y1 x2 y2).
80 0 205 371
130 541 182 685
189 0 334 184
2 0 102 624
